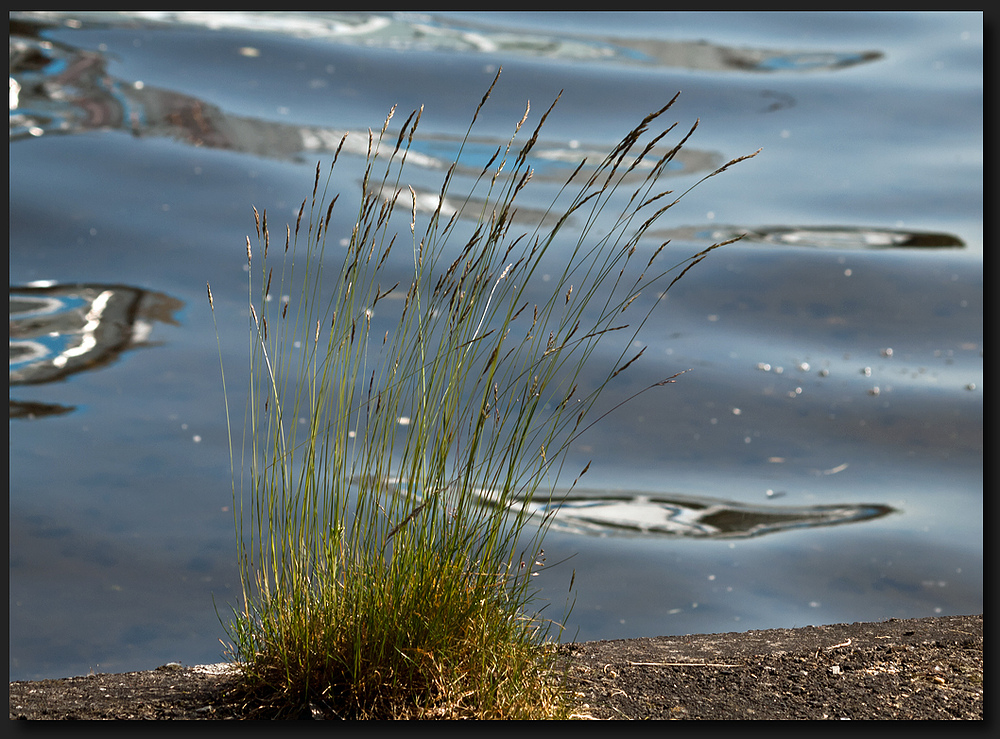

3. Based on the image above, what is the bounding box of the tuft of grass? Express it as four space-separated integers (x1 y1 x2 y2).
209 69 757 719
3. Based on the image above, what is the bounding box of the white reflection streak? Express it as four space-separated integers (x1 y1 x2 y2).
53 290 113 368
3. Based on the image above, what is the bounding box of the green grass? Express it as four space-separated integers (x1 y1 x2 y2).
208 70 757 719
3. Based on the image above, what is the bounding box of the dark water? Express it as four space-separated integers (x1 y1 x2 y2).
9 11 982 681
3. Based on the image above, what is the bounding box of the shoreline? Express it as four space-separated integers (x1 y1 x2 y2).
10 613 983 720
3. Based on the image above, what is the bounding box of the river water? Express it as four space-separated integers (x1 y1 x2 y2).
10 11 982 681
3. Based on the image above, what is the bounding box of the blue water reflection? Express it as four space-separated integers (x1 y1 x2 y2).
9 11 982 681
10 283 182 392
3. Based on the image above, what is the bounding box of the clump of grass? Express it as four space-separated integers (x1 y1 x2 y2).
209 70 757 719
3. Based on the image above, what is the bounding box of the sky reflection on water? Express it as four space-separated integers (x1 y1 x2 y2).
9 11 982 681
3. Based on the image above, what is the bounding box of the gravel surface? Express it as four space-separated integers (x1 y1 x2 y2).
556 613 983 719
9 614 982 720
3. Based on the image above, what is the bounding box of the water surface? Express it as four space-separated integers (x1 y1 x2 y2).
10 11 982 681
